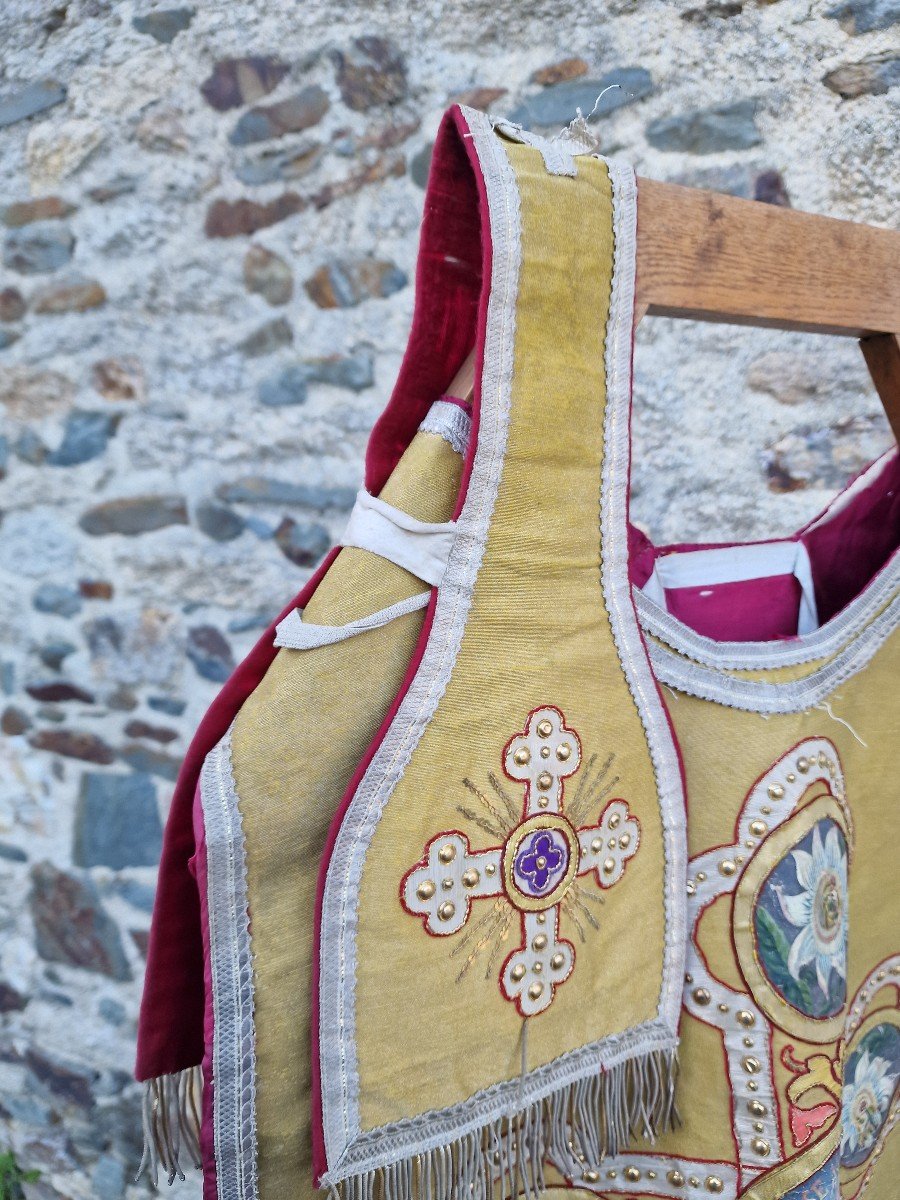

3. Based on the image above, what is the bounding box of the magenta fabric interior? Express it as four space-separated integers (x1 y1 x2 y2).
628 451 900 643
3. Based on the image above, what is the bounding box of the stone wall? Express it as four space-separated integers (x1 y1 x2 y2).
0 0 896 1195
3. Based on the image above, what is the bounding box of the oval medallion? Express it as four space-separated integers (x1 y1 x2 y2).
503 813 579 912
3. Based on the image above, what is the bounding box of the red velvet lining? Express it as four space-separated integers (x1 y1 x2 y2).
628 451 899 643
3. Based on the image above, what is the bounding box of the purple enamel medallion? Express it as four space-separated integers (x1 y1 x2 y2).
513 829 569 896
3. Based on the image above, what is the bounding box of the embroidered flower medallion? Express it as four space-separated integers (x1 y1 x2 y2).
401 706 640 1016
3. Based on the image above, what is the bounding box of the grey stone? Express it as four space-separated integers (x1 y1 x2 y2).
216 476 356 510
302 348 375 392
98 998 126 1026
15 428 48 464
25 1045 97 1107
237 316 293 357
669 162 755 197
80 495 189 535
0 328 20 350
243 244 294 305
509 67 653 127
823 53 900 99
274 517 331 566
0 841 28 862
333 36 408 111
26 679 94 703
410 142 433 189
90 1147 126 1195
754 169 790 206
647 99 761 153
29 862 131 981
186 624 235 682
229 86 330 146
132 7 195 43
304 257 407 308
200 56 289 112
3 223 74 274
47 411 119 467
827 0 900 33
33 583 82 617
73 772 162 870
258 365 308 407
38 640 77 670
118 743 180 780
245 516 275 538
0 979 28 1011
195 500 246 541
147 695 185 716
234 143 322 185
0 80 66 129
110 878 155 912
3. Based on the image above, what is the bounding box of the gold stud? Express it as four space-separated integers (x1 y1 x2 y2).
686 880 696 896
603 857 616 874
462 868 480 889
536 719 553 738
540 745 551 759
796 756 809 773
438 901 455 921
689 1179 700 1188
608 813 621 829
667 1169 685 1187
528 982 544 1001
706 1178 724 1194
737 1010 755 1027
537 771 553 790
749 820 767 837
742 1056 761 1074
719 859 737 877
438 844 456 864
511 964 526 982
751 1137 770 1156
753 1121 764 1133
747 1099 767 1118
696 871 707 882
582 1169 599 1183
416 880 436 900
786 772 795 782
485 863 496 876
513 747 530 766
442 878 454 890
537 912 546 924
692 987 711 1005
556 742 571 761
537 796 549 809
718 1003 729 1014
747 1080 759 1092
743 1037 754 1048
619 834 631 849
624 1167 640 1183
550 953 565 971
761 804 772 815
591 837 603 853
768 783 785 800
647 1171 657 1180
533 934 548 951
533 961 543 973
606 1170 617 1179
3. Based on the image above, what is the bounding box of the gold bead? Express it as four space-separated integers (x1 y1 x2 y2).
647 1171 657 1180
537 771 553 790
532 934 548 951
753 1121 764 1133
751 1137 770 1156
438 844 456 864
719 859 737 877
696 871 706 881
591 837 603 853
761 804 772 815
706 1177 724 1194
550 953 565 970
743 1037 754 1048
527 982 544 1001
485 863 496 876
768 783 785 800
667 1169 685 1187
796 756 809 773
624 1167 640 1183
536 719 553 738
747 1080 759 1092
603 857 616 874
742 1056 761 1073
533 961 543 973
462 868 480 888
689 1179 700 1189
718 1004 729 1013
609 813 621 829
438 901 455 921
513 747 530 766
416 880 436 901
692 987 711 1005
619 833 631 849
749 820 767 837
686 880 696 896
537 795 549 808
540 746 550 758
582 1169 599 1183
606 1170 617 1179
442 878 454 890
511 964 526 982
556 743 571 761
786 772 796 782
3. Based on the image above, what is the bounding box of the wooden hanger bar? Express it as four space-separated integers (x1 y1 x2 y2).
447 177 900 439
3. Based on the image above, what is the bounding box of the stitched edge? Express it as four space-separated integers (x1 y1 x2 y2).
635 551 900 671
601 158 687 1037
647 591 900 712
317 103 523 1169
200 729 259 1200
418 398 473 457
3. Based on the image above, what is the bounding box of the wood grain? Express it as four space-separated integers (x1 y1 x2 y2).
861 334 900 441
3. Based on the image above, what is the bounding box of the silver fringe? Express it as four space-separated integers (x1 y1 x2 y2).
326 1047 679 1200
136 1065 203 1187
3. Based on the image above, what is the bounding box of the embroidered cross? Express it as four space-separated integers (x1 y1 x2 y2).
401 706 640 1016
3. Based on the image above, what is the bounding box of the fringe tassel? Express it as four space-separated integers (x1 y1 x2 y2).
327 1046 679 1200
136 1066 203 1187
